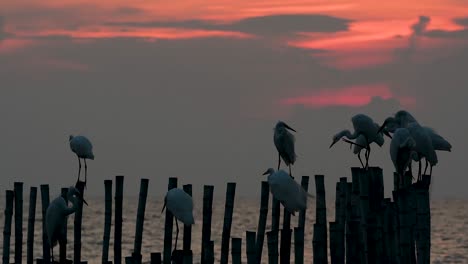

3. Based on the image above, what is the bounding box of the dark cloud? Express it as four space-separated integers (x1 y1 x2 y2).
114 7 145 15
425 29 468 39
0 16 7 40
454 17 468 27
106 14 351 36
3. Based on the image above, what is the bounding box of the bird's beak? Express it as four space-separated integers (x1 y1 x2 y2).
82 199 88 206
377 119 390 134
285 124 296 132
329 140 337 149
262 170 269 176
161 198 166 214
383 129 393 139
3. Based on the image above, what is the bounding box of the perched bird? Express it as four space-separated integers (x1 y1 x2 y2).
46 187 87 262
390 128 417 180
330 114 384 168
161 188 194 251
406 123 438 179
69 135 94 184
273 121 297 177
262 168 312 215
348 123 386 168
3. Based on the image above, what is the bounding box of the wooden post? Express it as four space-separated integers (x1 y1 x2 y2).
203 241 214 264
271 197 281 263
114 176 124 264
313 175 327 264
132 178 149 263
40 184 50 264
246 231 257 264
14 182 24 264
357 168 370 264
231 237 242 264
295 176 309 264
345 182 358 264
280 210 292 264
163 177 177 264
416 175 431 264
266 231 279 264
329 222 338 264
182 184 193 255
3 190 14 264
349 170 362 263
335 178 347 264
369 168 384 263
201 185 214 263
74 181 86 264
393 188 412 264
220 182 236 264
255 181 269 264
102 180 113 264
27 187 37 264
293 227 304 264
59 187 69 263
150 253 161 264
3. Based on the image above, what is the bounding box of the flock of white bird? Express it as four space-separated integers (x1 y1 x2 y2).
44 110 451 260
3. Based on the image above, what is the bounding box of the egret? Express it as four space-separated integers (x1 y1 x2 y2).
330 114 384 168
262 168 313 215
273 121 297 177
161 188 194 251
390 128 417 181
69 135 94 184
46 187 87 262
406 123 438 180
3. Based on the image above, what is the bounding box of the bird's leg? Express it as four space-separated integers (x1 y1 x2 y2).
365 144 371 169
418 160 422 182
423 160 429 176
289 165 294 179
174 219 179 251
84 158 88 185
429 165 433 176
277 153 281 171
77 157 82 183
50 247 54 263
357 152 365 169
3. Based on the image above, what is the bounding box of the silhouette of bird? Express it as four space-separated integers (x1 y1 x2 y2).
390 128 417 180
273 121 297 177
161 188 194 251
330 114 384 168
262 168 313 215
46 187 87 262
69 135 94 184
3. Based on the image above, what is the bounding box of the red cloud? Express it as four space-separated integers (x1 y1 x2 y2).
280 84 415 108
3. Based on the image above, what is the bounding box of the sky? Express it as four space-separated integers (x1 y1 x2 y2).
1 0 467 199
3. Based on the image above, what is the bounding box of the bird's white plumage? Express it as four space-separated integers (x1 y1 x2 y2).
165 188 195 225
70 135 94 160
274 121 296 166
390 128 416 175
264 168 308 213
407 123 438 166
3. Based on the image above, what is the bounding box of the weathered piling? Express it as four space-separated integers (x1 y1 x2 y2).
266 231 279 264
313 175 327 264
40 184 50 264
163 177 177 264
59 188 69 263
247 231 257 264
293 227 304 264
150 253 161 264
280 210 292 264
27 187 37 264
203 241 214 264
345 182 359 264
182 184 193 255
102 180 113 264
14 182 24 264
201 185 214 263
74 181 86 264
329 222 338 264
295 176 309 264
3 190 14 264
270 197 281 264
356 168 370 264
255 181 269 264
220 182 236 264
231 237 242 264
132 178 149 264
334 177 347 264
416 175 431 264
115 176 124 264
393 188 412 264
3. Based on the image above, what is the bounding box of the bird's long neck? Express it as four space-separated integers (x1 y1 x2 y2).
340 130 358 140
65 194 80 216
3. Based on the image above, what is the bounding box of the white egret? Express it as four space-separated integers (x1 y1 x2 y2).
273 121 297 177
390 128 417 181
69 135 94 184
46 187 87 262
262 168 313 215
330 114 384 168
161 188 194 251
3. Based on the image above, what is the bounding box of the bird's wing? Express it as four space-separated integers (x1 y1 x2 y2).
46 197 67 247
274 130 296 165
409 124 438 165
167 190 194 225
70 136 94 159
424 127 452 151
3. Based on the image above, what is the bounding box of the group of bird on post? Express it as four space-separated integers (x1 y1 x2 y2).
44 109 451 262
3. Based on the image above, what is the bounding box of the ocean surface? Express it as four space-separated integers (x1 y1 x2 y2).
1 196 467 263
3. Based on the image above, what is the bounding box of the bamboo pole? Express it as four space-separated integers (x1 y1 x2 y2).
74 181 86 264
182 184 193 255
271 197 281 264
329 222 338 264
3 190 14 264
203 241 214 264
335 178 347 264
14 182 24 264
293 227 304 264
416 175 431 264
313 175 327 264
255 181 269 264
27 187 37 264
40 184 50 264
102 180 112 264
59 188 69 263
132 178 149 264
357 168 370 264
280 210 292 264
345 182 359 264
266 231 279 264
163 177 177 264
350 169 363 263
114 176 124 264
220 182 236 264
201 185 214 263
150 253 161 264
246 231 257 264
231 238 242 264
393 188 412 264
